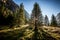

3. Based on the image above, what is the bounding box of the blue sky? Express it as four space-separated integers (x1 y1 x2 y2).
13 0 60 20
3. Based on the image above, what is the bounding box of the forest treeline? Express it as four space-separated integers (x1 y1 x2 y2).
0 0 60 29
0 0 29 29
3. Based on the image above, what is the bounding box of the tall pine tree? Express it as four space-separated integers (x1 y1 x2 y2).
31 2 42 25
31 2 42 40
18 3 25 26
56 13 60 26
44 15 49 26
50 14 57 27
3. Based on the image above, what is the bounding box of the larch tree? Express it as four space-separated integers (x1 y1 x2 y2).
50 14 57 27
31 2 42 40
56 13 60 26
18 3 25 26
31 2 42 25
44 15 49 26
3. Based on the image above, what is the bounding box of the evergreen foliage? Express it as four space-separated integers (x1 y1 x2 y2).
44 15 49 26
56 13 60 26
17 3 25 25
31 2 43 26
50 14 57 26
31 2 42 40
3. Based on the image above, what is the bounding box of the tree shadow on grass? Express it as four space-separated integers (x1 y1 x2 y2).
38 28 57 40
0 27 57 40
0 30 25 40
30 27 57 40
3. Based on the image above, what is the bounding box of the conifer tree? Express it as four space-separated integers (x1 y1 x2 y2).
44 15 49 26
18 3 25 26
50 14 57 26
56 13 60 26
1 2 5 13
31 2 42 40
31 2 43 26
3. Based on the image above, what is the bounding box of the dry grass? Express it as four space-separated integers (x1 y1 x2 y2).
42 26 60 40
